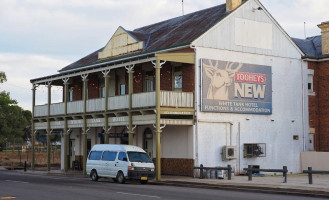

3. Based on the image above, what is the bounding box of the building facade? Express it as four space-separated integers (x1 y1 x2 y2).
294 21 329 152
30 0 309 178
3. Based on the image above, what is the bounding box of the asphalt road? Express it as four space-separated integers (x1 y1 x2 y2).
0 171 326 200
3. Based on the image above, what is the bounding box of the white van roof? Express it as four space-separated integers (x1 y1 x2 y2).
90 144 145 152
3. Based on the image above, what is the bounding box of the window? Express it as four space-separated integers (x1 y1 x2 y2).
99 79 105 98
102 151 117 161
120 84 126 95
173 66 182 91
118 152 127 161
69 88 73 101
127 151 152 163
144 71 154 92
307 69 315 96
88 151 102 160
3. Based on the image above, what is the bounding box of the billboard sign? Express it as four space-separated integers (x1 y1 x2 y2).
201 59 272 114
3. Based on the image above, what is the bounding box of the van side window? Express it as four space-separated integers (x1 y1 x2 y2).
89 151 102 160
102 151 117 161
118 152 127 161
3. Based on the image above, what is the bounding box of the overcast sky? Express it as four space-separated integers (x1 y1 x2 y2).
1 0 329 111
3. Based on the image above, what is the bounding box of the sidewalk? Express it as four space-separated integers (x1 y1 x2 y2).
8 168 329 198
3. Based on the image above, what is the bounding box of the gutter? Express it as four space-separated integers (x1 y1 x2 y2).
303 57 329 62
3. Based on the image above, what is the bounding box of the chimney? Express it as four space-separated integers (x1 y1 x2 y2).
318 21 329 55
226 0 242 12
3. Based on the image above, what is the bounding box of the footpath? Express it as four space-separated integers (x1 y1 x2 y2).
1 167 329 198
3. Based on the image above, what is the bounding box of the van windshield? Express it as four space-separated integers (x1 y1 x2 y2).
127 151 152 163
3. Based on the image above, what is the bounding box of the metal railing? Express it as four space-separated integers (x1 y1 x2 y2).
194 164 232 180
303 167 329 184
243 165 288 183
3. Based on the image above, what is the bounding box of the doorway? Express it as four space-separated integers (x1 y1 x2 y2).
143 128 153 158
69 139 75 169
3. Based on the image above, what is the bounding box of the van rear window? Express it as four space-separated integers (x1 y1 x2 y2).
103 151 117 161
89 151 102 160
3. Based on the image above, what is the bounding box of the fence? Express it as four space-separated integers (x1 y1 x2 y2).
303 167 329 184
243 165 288 183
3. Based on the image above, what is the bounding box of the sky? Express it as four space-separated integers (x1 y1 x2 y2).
1 0 329 111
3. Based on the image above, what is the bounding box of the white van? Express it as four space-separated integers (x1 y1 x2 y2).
86 144 155 184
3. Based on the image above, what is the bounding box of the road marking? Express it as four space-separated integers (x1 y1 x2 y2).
117 192 160 199
0 197 16 199
5 180 29 184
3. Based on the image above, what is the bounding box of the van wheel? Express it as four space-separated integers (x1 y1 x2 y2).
140 180 148 184
116 171 125 184
91 170 98 181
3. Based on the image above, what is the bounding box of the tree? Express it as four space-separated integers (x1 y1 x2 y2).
0 71 7 83
0 76 32 149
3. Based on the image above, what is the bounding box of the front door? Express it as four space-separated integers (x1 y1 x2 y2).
143 128 153 158
69 139 75 169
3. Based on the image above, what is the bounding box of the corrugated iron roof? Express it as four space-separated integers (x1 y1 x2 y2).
59 2 238 73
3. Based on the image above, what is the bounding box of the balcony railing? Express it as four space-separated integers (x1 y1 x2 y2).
50 103 64 116
67 100 84 114
87 98 105 112
33 91 194 117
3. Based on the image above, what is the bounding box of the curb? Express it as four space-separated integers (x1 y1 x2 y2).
150 180 329 198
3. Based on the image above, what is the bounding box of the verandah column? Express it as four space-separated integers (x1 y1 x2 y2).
152 59 165 181
102 70 110 144
63 77 69 172
31 84 38 170
46 81 52 172
125 65 135 145
82 74 88 175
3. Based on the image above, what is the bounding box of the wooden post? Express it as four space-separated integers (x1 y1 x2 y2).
31 84 37 170
103 71 110 144
46 82 51 172
63 78 69 172
82 74 88 175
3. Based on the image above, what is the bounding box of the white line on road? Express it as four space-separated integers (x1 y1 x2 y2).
117 192 160 199
5 180 29 184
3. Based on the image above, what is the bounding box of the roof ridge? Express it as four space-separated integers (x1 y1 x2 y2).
133 3 225 33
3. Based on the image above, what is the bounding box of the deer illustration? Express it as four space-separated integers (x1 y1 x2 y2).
203 60 243 100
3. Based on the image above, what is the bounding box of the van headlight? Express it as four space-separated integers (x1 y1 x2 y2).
150 168 154 172
128 167 135 171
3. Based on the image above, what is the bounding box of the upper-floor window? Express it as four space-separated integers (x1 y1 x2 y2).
144 71 154 92
173 66 182 91
99 79 105 98
69 88 73 102
120 84 126 95
307 69 315 96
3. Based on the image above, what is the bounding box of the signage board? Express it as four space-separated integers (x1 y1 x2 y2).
201 59 272 114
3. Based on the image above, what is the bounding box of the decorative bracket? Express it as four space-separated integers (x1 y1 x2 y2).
45 81 52 88
47 129 53 136
103 126 112 134
32 84 39 91
102 69 111 77
126 125 137 133
152 124 166 132
82 127 90 135
151 60 166 69
62 77 70 84
124 64 135 73
81 74 88 81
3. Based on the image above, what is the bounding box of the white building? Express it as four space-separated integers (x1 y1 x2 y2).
30 0 308 178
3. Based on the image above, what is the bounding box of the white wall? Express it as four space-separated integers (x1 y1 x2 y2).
192 0 307 174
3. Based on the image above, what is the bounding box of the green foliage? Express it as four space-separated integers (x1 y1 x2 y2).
0 71 7 83
0 91 32 147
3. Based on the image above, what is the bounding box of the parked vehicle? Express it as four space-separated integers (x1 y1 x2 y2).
86 144 155 184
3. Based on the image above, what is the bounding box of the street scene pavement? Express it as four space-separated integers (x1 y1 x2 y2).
1 166 328 199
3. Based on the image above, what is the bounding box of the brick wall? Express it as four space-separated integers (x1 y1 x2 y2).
160 63 172 91
309 60 329 151
182 64 195 92
152 158 194 176
88 74 100 99
133 65 143 93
